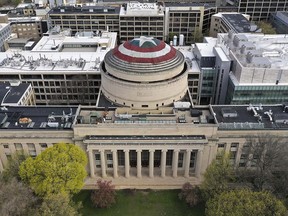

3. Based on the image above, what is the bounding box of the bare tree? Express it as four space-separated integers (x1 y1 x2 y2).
236 134 288 198
0 178 38 216
91 180 116 208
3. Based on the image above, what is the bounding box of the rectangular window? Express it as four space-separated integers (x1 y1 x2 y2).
166 150 173 166
231 143 239 148
178 152 184 168
190 151 197 168
40 143 48 148
117 150 125 166
95 153 101 168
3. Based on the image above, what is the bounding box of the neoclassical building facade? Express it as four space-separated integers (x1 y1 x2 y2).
0 104 288 189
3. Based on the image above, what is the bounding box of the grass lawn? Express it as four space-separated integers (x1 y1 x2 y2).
73 189 205 216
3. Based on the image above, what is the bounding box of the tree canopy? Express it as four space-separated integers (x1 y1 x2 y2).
34 193 82 216
0 178 38 216
91 180 116 208
200 153 234 201
235 134 288 198
19 143 87 196
206 189 287 216
1 151 28 182
257 21 277 34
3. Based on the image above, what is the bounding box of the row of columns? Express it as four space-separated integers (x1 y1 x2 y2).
88 148 203 179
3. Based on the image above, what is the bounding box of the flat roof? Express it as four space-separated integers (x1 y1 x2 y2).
120 3 164 16
218 33 288 70
49 6 120 14
0 82 30 104
211 104 288 130
8 16 42 22
0 23 9 30
0 32 117 74
195 43 214 57
77 105 213 125
222 13 257 33
165 2 216 8
0 106 78 130
176 46 201 73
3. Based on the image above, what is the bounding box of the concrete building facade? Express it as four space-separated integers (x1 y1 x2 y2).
48 6 120 36
0 104 287 188
119 2 165 42
9 16 44 40
209 13 260 37
165 4 205 45
270 11 288 34
237 0 288 21
216 33 288 104
0 31 117 106
0 22 11 52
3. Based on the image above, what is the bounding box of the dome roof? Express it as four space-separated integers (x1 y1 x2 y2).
113 36 177 64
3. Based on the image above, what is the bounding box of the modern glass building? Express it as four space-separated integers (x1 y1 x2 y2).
226 78 288 104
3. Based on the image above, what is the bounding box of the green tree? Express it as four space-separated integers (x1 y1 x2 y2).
206 189 287 216
257 21 277 34
0 178 38 216
200 153 234 201
19 143 87 196
1 151 29 182
34 193 82 216
91 180 116 208
193 28 204 43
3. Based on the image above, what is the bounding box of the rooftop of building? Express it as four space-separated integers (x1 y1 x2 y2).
195 41 216 57
16 3 35 9
273 11 288 24
0 106 78 130
164 2 216 8
0 82 30 105
77 104 212 126
176 45 200 74
0 103 287 130
211 104 288 130
8 16 42 22
220 13 259 33
0 31 117 73
49 5 120 14
217 33 288 70
120 2 164 16
0 23 9 30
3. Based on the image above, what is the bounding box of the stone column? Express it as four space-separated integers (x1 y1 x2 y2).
0 145 7 167
161 150 167 178
195 150 203 178
88 149 95 178
100 150 107 178
0 158 3 172
149 150 155 178
137 150 142 178
112 150 118 178
34 144 42 155
172 149 179 178
184 150 192 178
47 143 53 148
235 143 244 167
124 150 130 178
21 143 29 155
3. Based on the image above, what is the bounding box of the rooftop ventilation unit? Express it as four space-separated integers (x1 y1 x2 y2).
221 108 238 118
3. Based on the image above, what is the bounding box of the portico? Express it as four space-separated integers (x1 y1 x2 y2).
85 136 205 180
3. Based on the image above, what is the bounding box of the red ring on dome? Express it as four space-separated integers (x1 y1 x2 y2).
113 47 177 64
123 40 166 53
